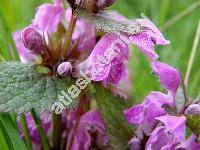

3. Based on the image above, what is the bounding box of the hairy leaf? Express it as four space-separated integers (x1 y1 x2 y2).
0 62 77 114
94 84 134 150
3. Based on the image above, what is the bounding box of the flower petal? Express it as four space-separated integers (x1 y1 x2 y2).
67 110 108 150
131 32 158 60
124 91 172 126
137 19 170 45
146 126 178 150
33 2 64 33
75 33 129 81
151 61 180 95
156 115 186 141
124 104 146 125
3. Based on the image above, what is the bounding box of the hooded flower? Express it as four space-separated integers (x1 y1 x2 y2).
67 110 109 150
151 61 180 96
74 33 129 85
156 115 186 142
103 11 169 60
124 61 180 134
124 92 172 135
131 18 169 60
33 0 64 33
146 126 178 150
73 11 169 85
146 115 186 150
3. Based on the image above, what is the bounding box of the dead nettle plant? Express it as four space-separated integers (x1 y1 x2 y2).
0 0 199 149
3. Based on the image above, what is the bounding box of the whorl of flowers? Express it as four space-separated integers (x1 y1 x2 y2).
12 0 200 149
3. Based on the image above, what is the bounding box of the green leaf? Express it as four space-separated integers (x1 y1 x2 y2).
0 7 19 61
185 114 200 135
0 114 27 150
0 62 77 114
94 84 134 150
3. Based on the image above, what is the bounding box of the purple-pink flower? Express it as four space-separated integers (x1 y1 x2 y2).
151 61 180 95
67 110 109 150
124 61 180 135
131 18 169 60
74 33 129 85
146 115 186 149
33 0 64 33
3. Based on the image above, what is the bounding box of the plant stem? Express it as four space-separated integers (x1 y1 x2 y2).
19 114 33 150
31 109 50 150
184 19 200 87
53 113 62 150
180 72 189 104
62 10 77 57
66 118 80 150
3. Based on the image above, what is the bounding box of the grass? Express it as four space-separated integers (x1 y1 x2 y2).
0 0 200 102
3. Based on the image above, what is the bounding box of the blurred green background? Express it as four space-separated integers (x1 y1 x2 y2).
0 0 200 103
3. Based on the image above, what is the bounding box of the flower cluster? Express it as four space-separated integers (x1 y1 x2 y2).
13 0 200 149
123 45 200 149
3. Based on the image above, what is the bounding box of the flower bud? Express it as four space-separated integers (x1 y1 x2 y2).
67 0 116 13
57 62 72 76
128 138 141 150
21 26 43 53
185 104 200 115
97 0 116 9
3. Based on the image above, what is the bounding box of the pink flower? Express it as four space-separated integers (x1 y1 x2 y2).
124 61 180 135
124 92 172 135
33 0 64 33
151 61 180 96
145 115 186 149
74 33 129 85
156 115 186 142
13 31 37 63
131 18 169 60
67 110 109 150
